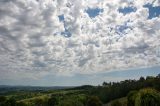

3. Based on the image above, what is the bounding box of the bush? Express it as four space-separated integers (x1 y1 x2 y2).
16 102 27 106
57 95 86 106
127 88 160 106
0 96 6 103
0 96 6 106
58 99 84 106
4 98 16 106
48 96 58 106
34 97 48 106
86 96 102 106
111 100 122 106
127 91 138 106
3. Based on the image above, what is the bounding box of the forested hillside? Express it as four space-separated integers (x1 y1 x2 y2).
0 74 160 106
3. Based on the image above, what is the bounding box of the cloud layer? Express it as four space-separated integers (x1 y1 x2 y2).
0 0 160 80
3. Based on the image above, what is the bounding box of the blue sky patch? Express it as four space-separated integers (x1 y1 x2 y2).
119 7 137 15
86 7 103 18
58 14 64 22
115 21 132 35
57 14 72 37
144 4 160 19
116 25 129 34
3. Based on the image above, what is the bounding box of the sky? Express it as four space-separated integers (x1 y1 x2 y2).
0 0 160 86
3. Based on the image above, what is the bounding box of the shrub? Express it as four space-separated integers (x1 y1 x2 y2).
111 100 122 106
4 98 16 106
58 99 84 106
127 91 138 106
0 96 6 103
34 97 48 106
128 88 160 106
16 102 27 106
48 96 58 106
86 96 102 106
0 96 6 106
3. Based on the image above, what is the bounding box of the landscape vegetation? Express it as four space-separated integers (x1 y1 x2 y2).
0 74 160 106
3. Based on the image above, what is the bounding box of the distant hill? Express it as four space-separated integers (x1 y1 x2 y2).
0 85 74 95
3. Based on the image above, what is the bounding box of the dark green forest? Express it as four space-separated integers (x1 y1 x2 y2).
0 74 160 106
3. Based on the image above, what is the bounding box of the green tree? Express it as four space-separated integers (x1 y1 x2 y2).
139 77 145 82
157 73 160 78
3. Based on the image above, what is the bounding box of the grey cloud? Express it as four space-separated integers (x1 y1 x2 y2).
78 58 90 67
124 41 149 54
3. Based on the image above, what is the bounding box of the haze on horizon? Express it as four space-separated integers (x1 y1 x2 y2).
0 0 160 86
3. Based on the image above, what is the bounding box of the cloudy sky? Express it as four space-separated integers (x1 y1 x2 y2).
0 0 160 86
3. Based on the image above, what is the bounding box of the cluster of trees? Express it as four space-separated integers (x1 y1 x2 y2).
89 74 160 103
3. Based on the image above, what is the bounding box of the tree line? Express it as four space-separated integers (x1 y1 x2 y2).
89 74 160 104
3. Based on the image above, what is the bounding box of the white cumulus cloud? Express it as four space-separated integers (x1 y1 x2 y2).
0 0 160 80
